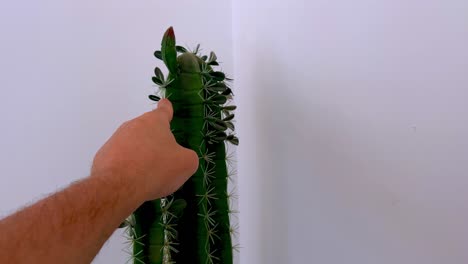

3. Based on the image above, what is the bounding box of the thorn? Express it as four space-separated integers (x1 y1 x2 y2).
201 163 216 187
199 148 216 165
196 186 218 206
232 243 241 253
198 207 217 227
227 168 237 183
225 150 237 168
206 248 220 264
198 88 205 100
207 224 221 244
163 240 180 254
229 223 240 238
227 187 239 201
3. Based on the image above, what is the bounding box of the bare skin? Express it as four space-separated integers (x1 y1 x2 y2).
0 99 199 264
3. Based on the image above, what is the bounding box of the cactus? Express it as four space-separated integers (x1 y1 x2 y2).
125 27 238 264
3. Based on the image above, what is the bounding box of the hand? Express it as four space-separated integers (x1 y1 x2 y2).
91 99 199 201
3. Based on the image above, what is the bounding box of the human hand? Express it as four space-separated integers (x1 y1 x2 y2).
91 99 199 201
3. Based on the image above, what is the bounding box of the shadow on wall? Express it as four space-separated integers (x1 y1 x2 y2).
251 53 352 263
251 54 289 264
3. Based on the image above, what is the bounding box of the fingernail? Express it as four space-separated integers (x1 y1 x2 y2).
158 98 167 105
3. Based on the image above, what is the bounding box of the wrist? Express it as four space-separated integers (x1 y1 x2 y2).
90 166 148 206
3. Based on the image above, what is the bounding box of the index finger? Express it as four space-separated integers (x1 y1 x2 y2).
154 98 173 123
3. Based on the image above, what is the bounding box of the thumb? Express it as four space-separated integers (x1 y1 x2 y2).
177 147 199 179
155 98 173 123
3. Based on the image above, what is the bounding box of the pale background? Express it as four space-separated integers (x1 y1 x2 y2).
0 1 233 263
2 0 468 263
234 0 468 263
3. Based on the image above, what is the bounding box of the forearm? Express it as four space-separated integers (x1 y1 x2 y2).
0 171 145 264
0 99 197 263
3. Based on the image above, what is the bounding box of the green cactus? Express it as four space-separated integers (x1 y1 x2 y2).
125 27 238 264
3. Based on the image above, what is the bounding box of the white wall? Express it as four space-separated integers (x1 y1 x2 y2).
3 1 468 263
0 1 232 263
234 0 468 263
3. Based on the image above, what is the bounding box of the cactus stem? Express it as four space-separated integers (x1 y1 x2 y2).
137 28 237 264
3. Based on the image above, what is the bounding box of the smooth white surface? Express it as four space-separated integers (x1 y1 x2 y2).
234 0 468 263
0 1 232 263
3 1 468 263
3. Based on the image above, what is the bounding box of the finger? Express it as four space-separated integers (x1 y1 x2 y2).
155 98 173 123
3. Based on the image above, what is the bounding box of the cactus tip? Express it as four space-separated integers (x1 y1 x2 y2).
165 26 175 39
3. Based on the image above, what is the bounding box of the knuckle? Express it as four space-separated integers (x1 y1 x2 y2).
118 121 130 130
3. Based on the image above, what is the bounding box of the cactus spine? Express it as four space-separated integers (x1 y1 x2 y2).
127 27 238 264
